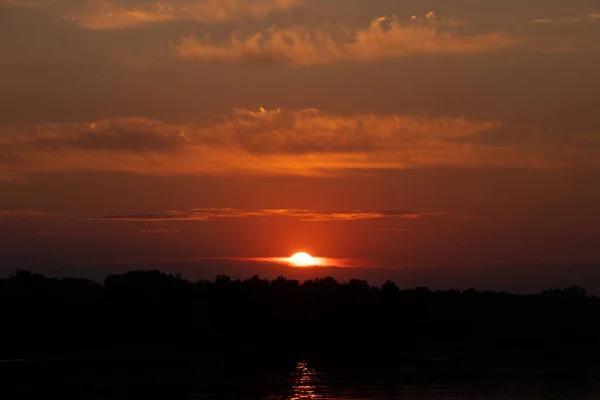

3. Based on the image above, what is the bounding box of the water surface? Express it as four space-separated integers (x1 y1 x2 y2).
261 361 600 400
5 359 600 399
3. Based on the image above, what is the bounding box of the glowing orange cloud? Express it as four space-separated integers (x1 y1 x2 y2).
83 208 436 222
65 0 304 30
532 13 600 24
0 108 564 178
66 1 176 30
177 13 518 65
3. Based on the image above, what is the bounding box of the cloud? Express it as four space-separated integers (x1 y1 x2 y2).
527 13 600 53
66 1 177 30
532 19 555 24
85 213 189 221
211 108 501 155
66 0 304 30
35 231 97 236
85 209 267 221
259 209 422 222
179 0 302 21
0 108 562 177
532 13 600 24
86 208 450 222
176 13 518 65
21 118 191 152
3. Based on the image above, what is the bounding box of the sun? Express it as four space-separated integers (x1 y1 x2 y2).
289 252 315 267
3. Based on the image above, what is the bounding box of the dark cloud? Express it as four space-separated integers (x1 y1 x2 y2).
35 231 97 236
34 119 189 152
87 213 188 221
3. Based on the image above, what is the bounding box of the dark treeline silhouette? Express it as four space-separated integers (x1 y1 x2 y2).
2 269 599 369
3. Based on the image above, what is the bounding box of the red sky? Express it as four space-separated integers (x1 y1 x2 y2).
1 0 600 290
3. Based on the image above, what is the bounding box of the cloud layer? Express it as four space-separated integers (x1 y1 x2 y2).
177 13 518 65
0 107 560 177
533 13 600 24
1 108 570 176
65 0 304 30
86 208 444 222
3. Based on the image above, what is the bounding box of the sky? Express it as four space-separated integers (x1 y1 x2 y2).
1 0 600 291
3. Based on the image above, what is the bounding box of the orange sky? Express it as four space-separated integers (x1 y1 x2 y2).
1 0 600 289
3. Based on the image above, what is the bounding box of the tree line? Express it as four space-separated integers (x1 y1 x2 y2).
1 269 597 368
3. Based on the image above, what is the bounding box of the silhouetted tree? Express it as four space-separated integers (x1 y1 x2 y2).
2 269 600 368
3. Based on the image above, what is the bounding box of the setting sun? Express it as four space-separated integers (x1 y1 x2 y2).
289 252 315 267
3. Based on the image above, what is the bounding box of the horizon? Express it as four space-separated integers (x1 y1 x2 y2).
5 261 600 295
2 267 596 298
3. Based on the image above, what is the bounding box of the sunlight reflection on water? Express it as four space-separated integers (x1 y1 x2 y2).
262 360 600 400
287 361 332 400
10 359 600 400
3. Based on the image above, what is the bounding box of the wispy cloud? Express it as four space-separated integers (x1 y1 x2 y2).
66 0 304 30
35 231 96 236
176 13 518 65
66 1 177 30
532 13 600 24
259 209 422 222
0 107 561 177
17 118 191 152
86 213 189 221
85 208 450 222
532 19 555 24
